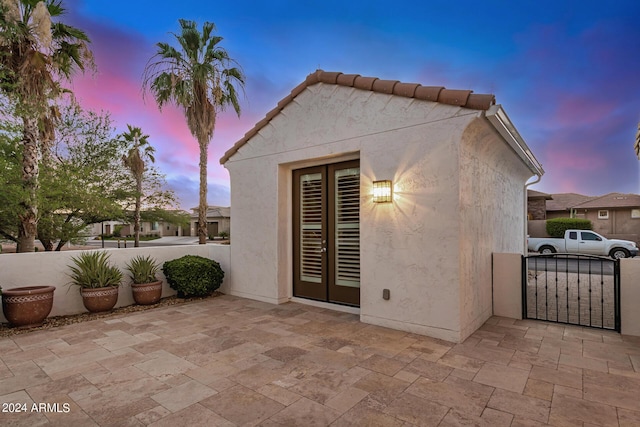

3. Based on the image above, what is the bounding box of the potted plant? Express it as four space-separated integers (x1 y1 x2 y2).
68 251 122 313
1 285 56 328
125 255 162 305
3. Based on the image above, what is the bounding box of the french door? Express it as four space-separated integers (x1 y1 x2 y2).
293 160 360 306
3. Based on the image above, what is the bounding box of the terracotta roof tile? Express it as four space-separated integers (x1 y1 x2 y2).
318 71 341 84
336 73 359 86
289 81 308 98
438 89 472 107
353 75 377 91
221 70 496 164
392 82 420 97
371 79 399 94
466 94 497 110
264 108 279 121
414 86 444 102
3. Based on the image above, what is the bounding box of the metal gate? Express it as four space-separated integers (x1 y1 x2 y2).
522 254 620 331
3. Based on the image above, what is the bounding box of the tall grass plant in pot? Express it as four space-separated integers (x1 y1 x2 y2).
68 251 122 313
125 255 162 305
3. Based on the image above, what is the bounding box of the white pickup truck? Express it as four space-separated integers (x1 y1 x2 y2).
527 230 639 259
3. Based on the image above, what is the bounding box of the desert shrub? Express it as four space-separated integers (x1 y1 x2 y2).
546 218 592 237
162 255 224 297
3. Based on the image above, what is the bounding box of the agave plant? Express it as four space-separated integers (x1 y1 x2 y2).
68 251 122 289
125 255 160 284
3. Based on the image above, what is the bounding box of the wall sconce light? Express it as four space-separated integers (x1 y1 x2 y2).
373 180 393 203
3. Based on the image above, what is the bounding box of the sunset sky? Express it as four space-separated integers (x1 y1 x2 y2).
68 1 640 210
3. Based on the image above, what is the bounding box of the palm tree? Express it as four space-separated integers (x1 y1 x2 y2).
120 124 155 248
635 122 640 160
0 0 93 252
143 19 244 244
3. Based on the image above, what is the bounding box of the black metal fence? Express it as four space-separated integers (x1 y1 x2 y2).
522 254 620 331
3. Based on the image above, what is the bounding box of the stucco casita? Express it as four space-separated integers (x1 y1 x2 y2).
221 70 543 342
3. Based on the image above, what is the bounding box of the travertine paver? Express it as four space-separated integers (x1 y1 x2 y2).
1 295 640 426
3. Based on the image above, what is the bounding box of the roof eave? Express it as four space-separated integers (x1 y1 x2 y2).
485 104 544 177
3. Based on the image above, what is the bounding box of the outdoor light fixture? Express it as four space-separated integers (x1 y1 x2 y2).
372 180 393 203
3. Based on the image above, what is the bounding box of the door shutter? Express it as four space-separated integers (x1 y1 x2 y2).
300 173 323 283
334 168 360 287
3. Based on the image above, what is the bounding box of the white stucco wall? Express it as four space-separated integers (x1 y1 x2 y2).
225 83 532 342
0 245 230 322
457 119 533 340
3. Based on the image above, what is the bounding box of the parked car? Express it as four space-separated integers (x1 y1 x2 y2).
527 230 638 259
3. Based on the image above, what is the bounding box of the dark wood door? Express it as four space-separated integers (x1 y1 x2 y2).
293 160 360 306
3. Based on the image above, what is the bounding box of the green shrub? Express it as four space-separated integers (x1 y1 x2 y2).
113 225 123 238
162 255 224 297
546 218 592 237
218 231 229 239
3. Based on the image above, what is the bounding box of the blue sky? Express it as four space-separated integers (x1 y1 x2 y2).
68 0 640 209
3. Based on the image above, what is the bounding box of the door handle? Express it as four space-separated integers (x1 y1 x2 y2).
318 247 327 253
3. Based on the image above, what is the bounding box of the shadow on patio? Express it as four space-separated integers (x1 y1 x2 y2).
1 294 639 426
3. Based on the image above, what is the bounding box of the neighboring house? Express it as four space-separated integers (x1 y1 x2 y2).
527 189 552 220
527 192 640 244
220 70 543 343
189 206 231 238
569 193 640 243
87 213 190 238
544 192 595 219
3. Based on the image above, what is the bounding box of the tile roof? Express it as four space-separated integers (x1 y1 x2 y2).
572 193 640 209
189 206 230 218
220 69 496 164
545 193 594 211
527 189 552 200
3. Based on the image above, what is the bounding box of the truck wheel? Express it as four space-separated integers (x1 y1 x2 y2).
610 248 629 259
540 246 556 254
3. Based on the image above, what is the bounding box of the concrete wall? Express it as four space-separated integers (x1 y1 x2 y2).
492 253 523 319
527 220 550 238
620 259 640 337
225 83 532 342
0 245 230 322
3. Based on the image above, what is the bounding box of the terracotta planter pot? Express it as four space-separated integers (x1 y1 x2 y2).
131 280 162 305
80 286 119 313
2 286 56 328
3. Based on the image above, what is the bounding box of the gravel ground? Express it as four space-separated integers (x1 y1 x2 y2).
0 291 223 338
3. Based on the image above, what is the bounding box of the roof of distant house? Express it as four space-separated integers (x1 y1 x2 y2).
527 190 552 200
546 193 595 211
572 193 640 209
220 69 496 164
189 206 230 218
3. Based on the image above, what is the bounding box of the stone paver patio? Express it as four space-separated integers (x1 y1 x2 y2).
1 294 640 426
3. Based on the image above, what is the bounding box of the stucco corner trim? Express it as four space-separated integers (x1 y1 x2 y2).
485 105 544 177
